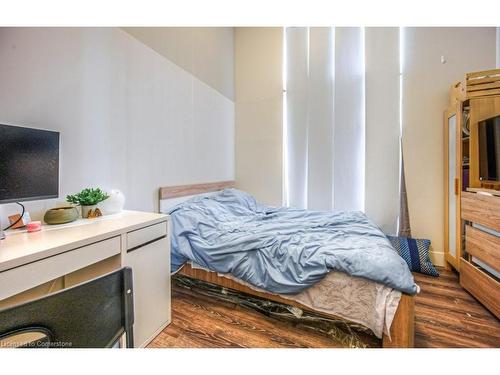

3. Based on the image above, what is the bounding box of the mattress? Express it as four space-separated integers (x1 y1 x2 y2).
187 262 401 339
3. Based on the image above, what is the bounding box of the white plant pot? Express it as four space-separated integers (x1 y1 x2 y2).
81 205 97 218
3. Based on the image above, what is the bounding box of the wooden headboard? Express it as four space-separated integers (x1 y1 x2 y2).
159 181 235 200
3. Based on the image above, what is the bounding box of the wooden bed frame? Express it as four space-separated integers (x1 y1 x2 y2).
160 181 415 348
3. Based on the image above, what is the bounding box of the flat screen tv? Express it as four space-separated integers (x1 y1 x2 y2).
478 115 500 182
0 124 60 204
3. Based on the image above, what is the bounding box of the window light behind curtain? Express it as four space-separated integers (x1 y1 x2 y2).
284 27 400 234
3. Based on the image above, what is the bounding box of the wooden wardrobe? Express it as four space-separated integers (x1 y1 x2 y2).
444 69 500 318
444 69 500 271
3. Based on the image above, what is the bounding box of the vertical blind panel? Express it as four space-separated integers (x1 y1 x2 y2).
333 27 365 212
307 27 334 211
286 27 309 209
364 27 400 234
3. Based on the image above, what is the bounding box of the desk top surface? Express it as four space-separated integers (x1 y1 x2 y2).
0 210 168 272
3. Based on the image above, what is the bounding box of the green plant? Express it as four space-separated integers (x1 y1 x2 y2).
66 188 109 206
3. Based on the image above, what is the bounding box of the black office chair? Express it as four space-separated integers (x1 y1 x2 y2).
0 267 134 348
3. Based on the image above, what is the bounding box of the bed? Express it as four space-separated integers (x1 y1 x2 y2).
159 181 416 348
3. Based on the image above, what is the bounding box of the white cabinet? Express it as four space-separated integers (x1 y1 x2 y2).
123 222 171 347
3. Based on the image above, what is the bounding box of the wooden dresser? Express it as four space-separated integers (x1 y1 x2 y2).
444 69 500 271
460 191 500 318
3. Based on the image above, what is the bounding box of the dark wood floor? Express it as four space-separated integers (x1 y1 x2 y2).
149 268 500 348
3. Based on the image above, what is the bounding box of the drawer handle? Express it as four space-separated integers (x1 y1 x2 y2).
127 235 167 253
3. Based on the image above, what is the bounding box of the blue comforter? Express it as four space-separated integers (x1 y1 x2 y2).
169 189 418 295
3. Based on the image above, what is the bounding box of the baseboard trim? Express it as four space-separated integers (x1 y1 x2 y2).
429 251 445 267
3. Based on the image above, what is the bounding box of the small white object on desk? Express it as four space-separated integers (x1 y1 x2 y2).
99 189 126 215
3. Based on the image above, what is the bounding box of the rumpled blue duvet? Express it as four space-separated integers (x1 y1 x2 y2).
169 189 418 295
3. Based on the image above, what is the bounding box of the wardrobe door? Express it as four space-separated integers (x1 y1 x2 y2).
444 105 462 270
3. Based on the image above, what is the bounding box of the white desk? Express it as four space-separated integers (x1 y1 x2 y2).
0 210 171 348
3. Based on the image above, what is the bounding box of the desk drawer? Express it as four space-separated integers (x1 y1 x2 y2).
465 225 500 270
461 192 500 232
127 222 167 252
460 259 500 318
0 236 121 301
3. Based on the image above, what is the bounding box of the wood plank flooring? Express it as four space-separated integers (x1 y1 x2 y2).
148 268 500 348
413 269 499 347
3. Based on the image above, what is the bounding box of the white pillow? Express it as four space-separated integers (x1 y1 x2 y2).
159 191 219 213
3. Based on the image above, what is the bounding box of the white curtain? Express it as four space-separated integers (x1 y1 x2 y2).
332 28 365 212
286 28 310 209
285 27 400 234
307 28 335 211
364 27 400 234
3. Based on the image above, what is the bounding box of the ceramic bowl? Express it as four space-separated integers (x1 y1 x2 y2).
44 206 79 225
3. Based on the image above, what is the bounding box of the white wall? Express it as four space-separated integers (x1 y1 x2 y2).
497 27 500 68
0 28 234 224
403 27 496 265
234 28 283 206
122 27 235 100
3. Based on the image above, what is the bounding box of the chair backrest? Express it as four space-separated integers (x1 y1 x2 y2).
0 267 134 348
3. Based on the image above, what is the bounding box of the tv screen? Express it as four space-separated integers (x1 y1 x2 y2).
0 124 60 204
479 115 500 182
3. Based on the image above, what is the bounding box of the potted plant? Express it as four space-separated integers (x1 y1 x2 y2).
66 188 109 218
